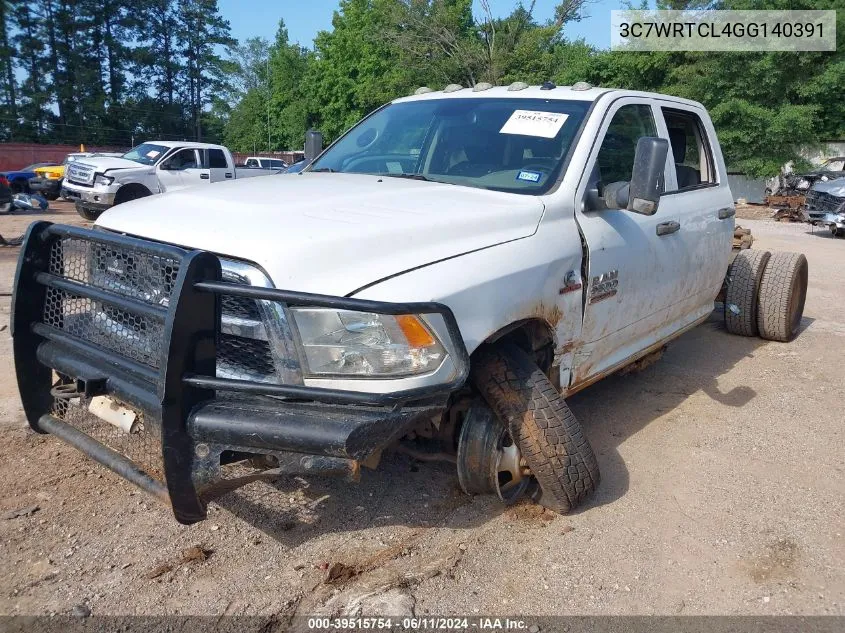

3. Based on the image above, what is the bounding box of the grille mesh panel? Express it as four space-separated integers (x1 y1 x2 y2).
43 236 180 369
221 294 263 321
42 234 283 381
48 237 180 302
52 394 164 482
44 287 164 367
218 334 277 382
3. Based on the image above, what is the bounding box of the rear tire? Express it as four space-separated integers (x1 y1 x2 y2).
472 343 600 514
725 249 771 337
757 252 809 342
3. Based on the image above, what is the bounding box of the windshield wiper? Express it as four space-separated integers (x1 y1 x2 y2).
310 167 335 172
380 173 437 182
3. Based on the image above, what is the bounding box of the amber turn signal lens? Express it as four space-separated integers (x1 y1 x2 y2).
396 315 436 348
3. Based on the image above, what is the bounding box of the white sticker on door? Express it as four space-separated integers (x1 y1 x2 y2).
499 110 569 138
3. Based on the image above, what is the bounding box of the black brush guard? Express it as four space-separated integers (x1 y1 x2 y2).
12 222 469 523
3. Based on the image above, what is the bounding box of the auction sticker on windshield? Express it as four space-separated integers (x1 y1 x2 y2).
500 110 569 138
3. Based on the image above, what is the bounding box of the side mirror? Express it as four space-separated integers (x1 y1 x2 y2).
304 129 324 162
159 163 172 170
603 137 669 215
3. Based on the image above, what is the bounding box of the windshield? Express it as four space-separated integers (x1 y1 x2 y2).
122 143 169 166
309 97 590 195
821 158 845 172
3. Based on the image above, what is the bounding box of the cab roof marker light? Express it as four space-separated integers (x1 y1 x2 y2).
571 81 592 91
414 86 433 95
540 81 556 90
472 82 493 92
507 81 529 91
443 84 464 93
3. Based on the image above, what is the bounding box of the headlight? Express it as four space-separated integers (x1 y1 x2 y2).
94 174 114 186
796 178 811 190
290 308 446 377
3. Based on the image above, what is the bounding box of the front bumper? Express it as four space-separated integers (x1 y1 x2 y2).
61 185 116 209
12 223 468 523
803 207 845 229
29 178 61 197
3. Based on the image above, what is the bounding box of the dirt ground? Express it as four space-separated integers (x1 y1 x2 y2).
0 203 843 620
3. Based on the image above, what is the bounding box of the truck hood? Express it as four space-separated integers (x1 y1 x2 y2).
96 173 545 296
811 177 845 197
80 157 146 173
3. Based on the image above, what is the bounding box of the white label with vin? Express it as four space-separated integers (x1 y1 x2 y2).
499 110 568 138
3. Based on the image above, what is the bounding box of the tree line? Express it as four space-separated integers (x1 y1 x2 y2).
2 0 843 177
0 0 234 146
228 0 845 177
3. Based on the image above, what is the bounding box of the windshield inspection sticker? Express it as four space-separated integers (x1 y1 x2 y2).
500 110 569 138
516 170 543 183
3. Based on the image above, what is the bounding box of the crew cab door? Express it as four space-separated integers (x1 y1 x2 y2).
157 148 208 192
570 98 684 387
203 148 233 183
654 103 734 327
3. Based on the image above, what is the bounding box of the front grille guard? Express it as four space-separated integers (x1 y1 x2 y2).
12 222 470 523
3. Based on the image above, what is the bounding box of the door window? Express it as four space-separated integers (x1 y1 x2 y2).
205 149 228 168
164 149 198 170
595 104 657 188
662 108 715 191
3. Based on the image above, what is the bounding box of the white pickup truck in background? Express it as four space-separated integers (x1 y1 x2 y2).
61 141 283 220
244 156 288 170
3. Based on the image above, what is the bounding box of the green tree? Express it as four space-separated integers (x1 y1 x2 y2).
0 0 17 138
268 22 309 150
305 0 414 141
176 0 236 141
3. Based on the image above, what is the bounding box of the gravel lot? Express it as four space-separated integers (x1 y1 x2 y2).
0 204 842 620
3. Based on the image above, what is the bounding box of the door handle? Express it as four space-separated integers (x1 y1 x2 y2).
656 221 680 236
718 207 736 219
224 173 233 178
200 173 210 180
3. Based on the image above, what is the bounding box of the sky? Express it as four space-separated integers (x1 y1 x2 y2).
218 0 623 51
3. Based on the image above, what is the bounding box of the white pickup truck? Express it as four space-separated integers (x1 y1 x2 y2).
244 156 288 169
12 83 808 524
61 141 282 220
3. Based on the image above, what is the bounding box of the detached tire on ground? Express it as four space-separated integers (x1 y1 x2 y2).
725 249 771 337
757 252 809 342
472 343 600 514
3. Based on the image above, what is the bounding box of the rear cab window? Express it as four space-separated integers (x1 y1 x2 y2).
661 107 716 192
204 149 228 169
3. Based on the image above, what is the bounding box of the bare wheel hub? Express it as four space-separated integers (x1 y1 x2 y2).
456 399 531 504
